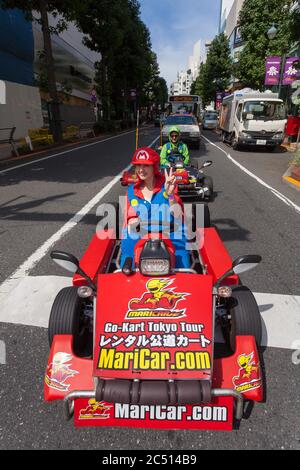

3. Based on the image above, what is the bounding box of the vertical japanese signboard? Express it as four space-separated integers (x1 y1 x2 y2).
265 56 281 86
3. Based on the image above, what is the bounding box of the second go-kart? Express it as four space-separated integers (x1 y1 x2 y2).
121 155 214 201
44 205 263 431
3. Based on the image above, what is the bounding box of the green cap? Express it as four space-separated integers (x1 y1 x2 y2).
168 126 180 142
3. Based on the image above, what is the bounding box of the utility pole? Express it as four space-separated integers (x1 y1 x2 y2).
39 0 63 142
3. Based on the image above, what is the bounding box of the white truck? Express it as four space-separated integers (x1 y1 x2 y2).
219 89 287 151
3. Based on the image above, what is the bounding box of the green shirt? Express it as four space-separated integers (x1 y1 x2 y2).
160 142 190 166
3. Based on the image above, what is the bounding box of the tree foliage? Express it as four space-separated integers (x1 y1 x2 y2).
236 0 294 90
70 0 163 119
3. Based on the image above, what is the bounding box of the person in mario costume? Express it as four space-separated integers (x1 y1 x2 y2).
120 147 190 269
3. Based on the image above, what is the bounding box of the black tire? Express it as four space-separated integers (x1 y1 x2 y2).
191 202 211 232
231 135 239 150
48 287 90 356
203 175 214 200
191 158 199 169
228 286 262 351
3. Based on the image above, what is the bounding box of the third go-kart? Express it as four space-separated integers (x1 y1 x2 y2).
121 155 214 201
44 203 264 431
163 155 214 201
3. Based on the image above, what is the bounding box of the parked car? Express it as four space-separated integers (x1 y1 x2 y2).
202 111 219 130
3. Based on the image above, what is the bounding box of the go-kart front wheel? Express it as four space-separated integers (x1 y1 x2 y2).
227 286 262 352
48 286 92 357
203 176 214 201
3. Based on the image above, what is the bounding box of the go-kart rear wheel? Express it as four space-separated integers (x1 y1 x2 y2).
191 158 199 169
227 285 262 352
48 286 91 357
203 176 214 200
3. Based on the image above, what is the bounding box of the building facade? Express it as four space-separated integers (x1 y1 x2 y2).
0 3 100 138
219 0 235 33
170 40 202 96
0 3 43 138
223 0 245 90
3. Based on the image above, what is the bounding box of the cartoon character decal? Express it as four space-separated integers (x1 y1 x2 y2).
126 278 189 318
79 399 112 420
233 352 262 393
45 352 79 392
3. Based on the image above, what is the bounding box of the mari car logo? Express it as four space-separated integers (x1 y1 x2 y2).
232 352 262 394
126 278 189 319
79 399 112 420
136 150 150 161
44 352 79 392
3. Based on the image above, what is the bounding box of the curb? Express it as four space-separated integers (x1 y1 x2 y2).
282 167 300 191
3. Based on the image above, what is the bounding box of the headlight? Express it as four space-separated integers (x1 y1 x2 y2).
239 131 251 138
77 286 94 298
140 259 170 276
273 132 284 139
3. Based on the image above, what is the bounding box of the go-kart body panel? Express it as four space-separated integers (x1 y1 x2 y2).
44 334 262 430
93 273 213 381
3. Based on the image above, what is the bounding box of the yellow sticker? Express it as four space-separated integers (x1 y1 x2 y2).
163 192 169 199
131 199 138 207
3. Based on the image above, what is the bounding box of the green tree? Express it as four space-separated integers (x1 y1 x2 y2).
236 0 293 90
288 2 300 49
72 0 160 121
2 0 79 142
191 62 209 104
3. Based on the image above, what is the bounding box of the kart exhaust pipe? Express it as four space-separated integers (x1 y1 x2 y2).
63 390 95 420
63 386 244 421
211 388 244 420
95 379 212 406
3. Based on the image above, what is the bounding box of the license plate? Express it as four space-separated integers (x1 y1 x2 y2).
256 139 266 145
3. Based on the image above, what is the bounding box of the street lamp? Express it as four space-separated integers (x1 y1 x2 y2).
267 23 278 40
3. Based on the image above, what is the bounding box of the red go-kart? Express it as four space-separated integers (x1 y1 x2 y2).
44 209 263 431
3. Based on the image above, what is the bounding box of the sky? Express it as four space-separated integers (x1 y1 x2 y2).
139 0 221 88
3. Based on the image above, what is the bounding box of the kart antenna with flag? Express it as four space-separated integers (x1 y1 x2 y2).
136 109 140 150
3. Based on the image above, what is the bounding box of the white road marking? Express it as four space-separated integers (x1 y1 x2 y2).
202 135 300 215
0 276 72 328
0 135 159 296
0 129 136 175
0 275 299 350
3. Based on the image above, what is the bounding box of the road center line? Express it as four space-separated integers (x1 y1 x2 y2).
202 135 300 215
0 136 159 290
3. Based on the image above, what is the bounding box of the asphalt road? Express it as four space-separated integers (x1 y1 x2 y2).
0 127 299 450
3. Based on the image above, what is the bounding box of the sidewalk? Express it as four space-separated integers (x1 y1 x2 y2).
0 143 13 161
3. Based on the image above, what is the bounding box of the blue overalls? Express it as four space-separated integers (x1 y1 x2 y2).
120 184 190 269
